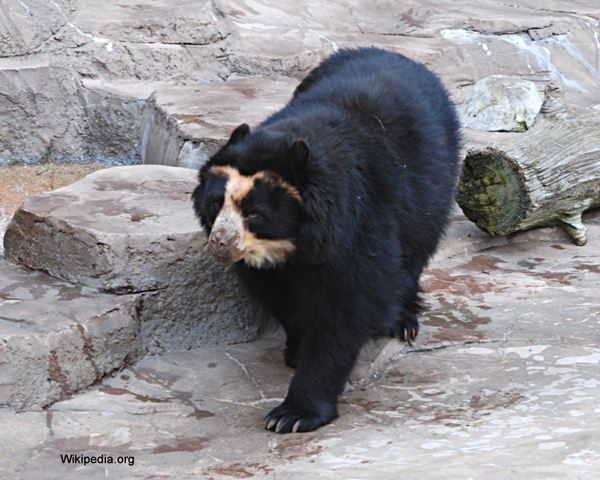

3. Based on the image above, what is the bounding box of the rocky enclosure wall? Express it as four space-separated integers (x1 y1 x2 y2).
1 0 600 167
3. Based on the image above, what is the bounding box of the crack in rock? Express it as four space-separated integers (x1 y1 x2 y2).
225 351 267 400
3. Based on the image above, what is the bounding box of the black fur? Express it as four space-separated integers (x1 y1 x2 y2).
192 48 461 433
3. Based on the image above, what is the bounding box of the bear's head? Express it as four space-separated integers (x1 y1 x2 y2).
192 124 309 269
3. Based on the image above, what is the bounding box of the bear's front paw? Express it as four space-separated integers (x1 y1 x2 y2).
265 401 337 434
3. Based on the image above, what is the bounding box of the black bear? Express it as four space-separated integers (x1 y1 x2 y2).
192 48 461 434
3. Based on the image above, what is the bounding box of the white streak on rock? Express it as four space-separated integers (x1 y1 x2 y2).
502 345 550 359
18 1 31 14
557 349 600 365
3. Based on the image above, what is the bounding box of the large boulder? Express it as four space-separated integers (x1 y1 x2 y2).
458 75 543 132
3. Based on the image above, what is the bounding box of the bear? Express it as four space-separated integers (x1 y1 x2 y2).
192 48 461 434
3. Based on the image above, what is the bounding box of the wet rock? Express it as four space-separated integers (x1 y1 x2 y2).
4 165 274 351
0 259 141 409
458 75 542 132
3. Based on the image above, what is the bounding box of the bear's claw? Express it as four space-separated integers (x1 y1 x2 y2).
265 402 337 434
391 314 419 346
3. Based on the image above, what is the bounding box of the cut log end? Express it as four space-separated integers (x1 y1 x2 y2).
457 147 530 235
457 148 593 245
456 80 600 246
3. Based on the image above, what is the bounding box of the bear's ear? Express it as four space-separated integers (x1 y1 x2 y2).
291 139 310 186
228 123 250 145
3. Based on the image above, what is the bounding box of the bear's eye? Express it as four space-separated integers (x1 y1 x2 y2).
247 211 261 221
209 198 222 211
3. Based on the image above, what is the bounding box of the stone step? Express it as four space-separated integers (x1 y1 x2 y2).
4 165 273 353
81 75 298 170
142 75 299 169
0 258 141 410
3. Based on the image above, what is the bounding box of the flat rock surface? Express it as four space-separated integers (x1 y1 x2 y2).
2 211 599 478
150 76 298 144
133 76 298 168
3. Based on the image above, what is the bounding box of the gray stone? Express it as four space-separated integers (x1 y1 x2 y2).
0 0 66 57
0 258 141 410
139 76 298 168
76 80 145 165
458 75 543 132
78 76 297 170
0 59 143 166
0 57 84 164
176 140 213 170
139 95 183 167
68 0 230 45
528 21 573 41
4 165 273 351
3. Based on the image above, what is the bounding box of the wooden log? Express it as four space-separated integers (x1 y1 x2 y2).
457 81 600 245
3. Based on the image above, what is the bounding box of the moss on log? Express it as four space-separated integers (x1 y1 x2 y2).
457 81 600 245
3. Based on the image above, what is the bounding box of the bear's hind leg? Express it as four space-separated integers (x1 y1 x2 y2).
279 321 303 369
284 333 301 369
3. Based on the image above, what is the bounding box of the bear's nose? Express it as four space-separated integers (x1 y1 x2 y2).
210 231 230 255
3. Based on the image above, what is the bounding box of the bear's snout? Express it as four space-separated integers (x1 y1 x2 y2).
209 229 242 262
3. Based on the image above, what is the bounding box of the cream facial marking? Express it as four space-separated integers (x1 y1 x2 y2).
244 233 297 269
208 166 300 268
210 166 303 205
